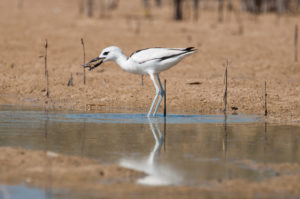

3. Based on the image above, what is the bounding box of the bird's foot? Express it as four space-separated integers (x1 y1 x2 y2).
147 113 159 118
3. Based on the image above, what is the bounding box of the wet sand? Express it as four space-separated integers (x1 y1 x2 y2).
1 147 300 198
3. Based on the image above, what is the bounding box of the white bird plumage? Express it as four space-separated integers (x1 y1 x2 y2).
83 46 197 117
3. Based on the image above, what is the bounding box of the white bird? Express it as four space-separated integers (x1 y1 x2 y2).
83 46 197 117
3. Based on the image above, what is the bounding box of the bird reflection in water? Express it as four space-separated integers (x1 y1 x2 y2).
147 118 164 164
119 118 182 186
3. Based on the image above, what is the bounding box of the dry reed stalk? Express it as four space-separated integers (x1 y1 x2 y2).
164 79 167 117
99 0 106 18
223 61 228 113
218 0 224 22
141 75 144 86
193 0 199 21
235 7 244 35
68 73 74 87
81 38 86 85
264 81 268 116
295 24 298 62
86 0 93 17
17 0 23 9
78 0 84 14
44 39 49 98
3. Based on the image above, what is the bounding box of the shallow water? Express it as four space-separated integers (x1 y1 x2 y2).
0 184 68 199
0 106 300 198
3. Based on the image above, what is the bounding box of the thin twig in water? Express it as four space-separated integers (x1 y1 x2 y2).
164 79 167 117
164 116 166 152
223 60 228 113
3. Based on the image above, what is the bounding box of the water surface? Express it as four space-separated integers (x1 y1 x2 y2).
1 106 300 198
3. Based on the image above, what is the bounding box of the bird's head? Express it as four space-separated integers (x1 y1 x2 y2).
82 46 123 71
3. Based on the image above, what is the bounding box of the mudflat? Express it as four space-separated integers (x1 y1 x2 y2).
1 147 300 198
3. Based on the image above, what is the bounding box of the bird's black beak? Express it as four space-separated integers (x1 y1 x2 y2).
82 57 104 71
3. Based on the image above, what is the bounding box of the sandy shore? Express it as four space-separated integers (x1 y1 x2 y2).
0 0 300 124
1 147 300 198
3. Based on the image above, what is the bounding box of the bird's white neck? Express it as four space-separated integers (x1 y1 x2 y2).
114 53 132 72
109 50 141 74
115 53 127 67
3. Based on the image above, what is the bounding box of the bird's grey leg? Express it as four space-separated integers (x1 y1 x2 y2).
148 118 160 144
154 120 164 145
148 118 163 163
153 74 164 117
147 73 160 117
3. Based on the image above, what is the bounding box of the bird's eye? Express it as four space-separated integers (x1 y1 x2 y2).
103 51 109 56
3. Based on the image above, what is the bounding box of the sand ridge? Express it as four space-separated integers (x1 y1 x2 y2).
1 147 300 198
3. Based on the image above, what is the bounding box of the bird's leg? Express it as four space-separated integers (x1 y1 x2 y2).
147 74 160 117
153 74 164 117
148 118 160 144
154 119 164 145
148 118 163 163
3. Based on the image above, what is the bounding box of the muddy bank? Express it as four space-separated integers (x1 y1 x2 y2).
1 147 300 198
0 147 143 191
